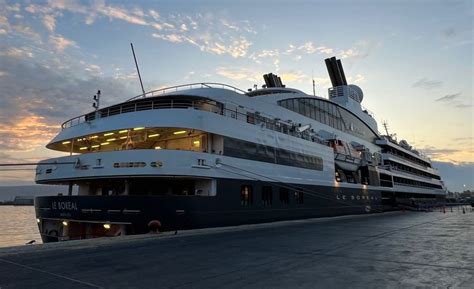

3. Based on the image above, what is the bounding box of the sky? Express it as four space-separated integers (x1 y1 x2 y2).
0 0 472 191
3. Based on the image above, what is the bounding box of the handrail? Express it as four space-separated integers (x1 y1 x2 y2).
61 83 247 129
59 98 329 147
126 82 247 102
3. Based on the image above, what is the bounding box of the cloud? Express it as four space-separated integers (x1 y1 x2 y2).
436 93 461 102
421 145 473 165
0 47 34 58
149 9 160 21
11 24 41 41
0 55 136 154
96 3 147 26
152 33 184 43
454 103 472 109
84 64 102 75
216 67 262 82
412 77 442 89
49 34 78 51
42 14 56 32
442 28 456 38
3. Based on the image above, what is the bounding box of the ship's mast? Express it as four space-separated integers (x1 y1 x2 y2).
130 43 146 97
382 120 390 136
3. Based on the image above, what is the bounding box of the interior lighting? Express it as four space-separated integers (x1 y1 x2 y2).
173 130 186 135
36 218 40 223
77 138 83 142
104 132 114 136
79 147 88 150
133 127 145 131
119 130 128 134
148 134 160 138
103 223 111 229
62 221 68 226
91 145 100 148
155 146 162 150
62 141 71 145
100 142 110 146
106 138 116 142
119 136 127 139
90 135 98 139
193 140 200 146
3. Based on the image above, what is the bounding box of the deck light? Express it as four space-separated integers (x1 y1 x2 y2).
133 127 145 131
62 221 68 226
91 145 100 148
155 146 162 150
90 135 98 139
106 138 116 142
119 130 128 134
62 141 71 145
173 130 186 135
104 132 114 136
103 223 111 229
148 133 160 138
79 146 88 150
100 142 110 146
36 218 40 223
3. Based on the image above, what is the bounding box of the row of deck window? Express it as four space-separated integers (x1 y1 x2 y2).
240 185 304 206
278 98 378 142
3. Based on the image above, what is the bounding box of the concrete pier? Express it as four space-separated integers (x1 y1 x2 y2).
0 210 473 288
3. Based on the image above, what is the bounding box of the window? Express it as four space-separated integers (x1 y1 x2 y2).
262 186 273 206
295 191 304 204
279 188 289 204
241 185 253 206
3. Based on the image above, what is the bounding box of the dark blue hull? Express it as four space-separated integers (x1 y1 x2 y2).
35 178 386 242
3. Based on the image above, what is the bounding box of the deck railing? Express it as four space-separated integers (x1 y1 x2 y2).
62 83 247 129
61 97 329 147
126 82 247 101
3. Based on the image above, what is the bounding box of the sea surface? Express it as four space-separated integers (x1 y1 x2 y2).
0 206 42 248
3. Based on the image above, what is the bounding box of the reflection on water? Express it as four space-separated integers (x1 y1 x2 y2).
0 206 42 248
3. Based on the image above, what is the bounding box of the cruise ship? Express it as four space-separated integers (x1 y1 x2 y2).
34 57 447 242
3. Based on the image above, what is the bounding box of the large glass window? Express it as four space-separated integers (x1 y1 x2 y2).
278 98 378 142
51 128 209 154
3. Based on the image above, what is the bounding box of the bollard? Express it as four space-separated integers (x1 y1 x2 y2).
443 207 446 214
451 207 453 213
462 207 466 214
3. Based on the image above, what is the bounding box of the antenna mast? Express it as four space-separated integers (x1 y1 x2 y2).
130 43 146 97
382 120 390 136
312 70 316 96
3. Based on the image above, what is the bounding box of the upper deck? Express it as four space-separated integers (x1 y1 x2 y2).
62 83 247 130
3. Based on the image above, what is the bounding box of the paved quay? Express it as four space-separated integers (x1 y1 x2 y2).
0 209 473 289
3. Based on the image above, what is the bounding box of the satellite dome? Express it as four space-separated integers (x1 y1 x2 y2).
348 85 364 102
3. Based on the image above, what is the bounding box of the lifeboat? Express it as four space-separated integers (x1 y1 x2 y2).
329 139 362 171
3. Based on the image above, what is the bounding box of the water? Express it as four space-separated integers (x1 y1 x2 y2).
0 206 42 248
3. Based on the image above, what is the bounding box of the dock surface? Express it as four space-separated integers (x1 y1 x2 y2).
0 210 473 288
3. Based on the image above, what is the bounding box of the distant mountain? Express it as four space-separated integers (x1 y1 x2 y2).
0 185 70 201
433 161 474 192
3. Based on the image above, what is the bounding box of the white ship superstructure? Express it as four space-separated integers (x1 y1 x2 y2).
34 57 446 242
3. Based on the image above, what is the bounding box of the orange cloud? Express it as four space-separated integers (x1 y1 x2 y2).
0 115 60 152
